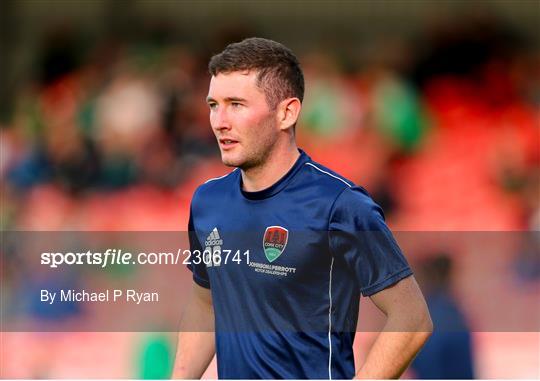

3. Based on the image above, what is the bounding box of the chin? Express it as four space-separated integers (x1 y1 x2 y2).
220 152 244 168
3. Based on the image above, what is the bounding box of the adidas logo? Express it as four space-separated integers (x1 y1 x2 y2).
205 227 223 247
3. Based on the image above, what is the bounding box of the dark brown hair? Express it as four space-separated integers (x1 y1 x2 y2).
209 37 304 110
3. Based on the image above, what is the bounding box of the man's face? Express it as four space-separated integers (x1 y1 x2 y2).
207 71 280 169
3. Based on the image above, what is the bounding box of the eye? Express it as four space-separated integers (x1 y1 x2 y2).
208 102 218 110
231 102 242 108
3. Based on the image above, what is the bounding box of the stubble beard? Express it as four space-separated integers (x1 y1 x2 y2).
220 116 277 171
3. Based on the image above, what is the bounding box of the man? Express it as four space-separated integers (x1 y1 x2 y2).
173 37 432 379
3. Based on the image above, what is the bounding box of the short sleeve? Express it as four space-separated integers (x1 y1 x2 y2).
187 206 211 289
329 186 412 296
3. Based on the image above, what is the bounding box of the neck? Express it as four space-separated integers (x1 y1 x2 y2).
241 143 300 192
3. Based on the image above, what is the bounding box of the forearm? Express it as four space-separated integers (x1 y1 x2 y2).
172 284 215 379
355 318 432 379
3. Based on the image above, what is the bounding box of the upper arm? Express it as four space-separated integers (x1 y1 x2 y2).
192 282 212 307
369 275 432 330
180 282 214 332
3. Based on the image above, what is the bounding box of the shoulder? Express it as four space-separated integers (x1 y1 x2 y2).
300 158 380 214
330 185 386 229
334 185 378 208
300 158 386 229
191 168 239 206
301 159 354 194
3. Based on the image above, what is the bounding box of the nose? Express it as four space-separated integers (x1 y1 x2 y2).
211 107 231 132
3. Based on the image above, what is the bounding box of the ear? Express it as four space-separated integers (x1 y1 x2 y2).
277 98 302 131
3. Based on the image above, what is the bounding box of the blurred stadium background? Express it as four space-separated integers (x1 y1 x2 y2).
0 0 539 379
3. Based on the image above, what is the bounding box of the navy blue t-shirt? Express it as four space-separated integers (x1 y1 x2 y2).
187 150 412 379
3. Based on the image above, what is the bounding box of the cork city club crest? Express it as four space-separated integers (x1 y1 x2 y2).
263 226 288 262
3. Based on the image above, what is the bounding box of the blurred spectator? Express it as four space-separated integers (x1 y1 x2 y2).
412 255 475 379
135 333 173 379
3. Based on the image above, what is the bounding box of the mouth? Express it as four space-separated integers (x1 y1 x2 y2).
219 138 239 150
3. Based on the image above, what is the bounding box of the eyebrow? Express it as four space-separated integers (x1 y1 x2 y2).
206 96 248 103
